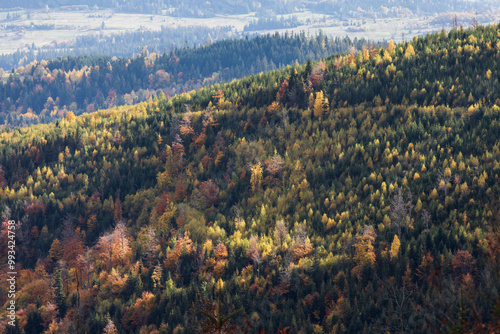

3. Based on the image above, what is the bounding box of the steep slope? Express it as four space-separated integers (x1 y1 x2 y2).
0 25 500 333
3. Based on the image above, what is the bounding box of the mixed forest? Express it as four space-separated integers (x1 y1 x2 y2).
0 25 233 72
0 32 371 127
0 23 500 334
5 0 485 16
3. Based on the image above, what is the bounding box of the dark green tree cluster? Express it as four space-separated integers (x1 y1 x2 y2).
244 17 300 32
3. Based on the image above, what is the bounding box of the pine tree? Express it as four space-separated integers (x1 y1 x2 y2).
53 270 67 318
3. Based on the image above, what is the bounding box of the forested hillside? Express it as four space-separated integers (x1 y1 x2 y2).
1 24 500 333
0 25 233 72
6 0 483 16
0 32 370 127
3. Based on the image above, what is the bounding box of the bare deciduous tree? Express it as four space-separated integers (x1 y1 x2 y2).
267 153 284 176
390 188 414 237
247 234 262 276
436 167 451 197
274 219 288 252
421 209 431 231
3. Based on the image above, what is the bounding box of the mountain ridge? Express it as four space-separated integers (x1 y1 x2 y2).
0 32 372 128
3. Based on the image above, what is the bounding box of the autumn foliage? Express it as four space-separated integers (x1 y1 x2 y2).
1 24 500 334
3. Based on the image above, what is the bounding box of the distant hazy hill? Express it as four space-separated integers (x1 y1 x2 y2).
0 32 372 127
4 0 484 16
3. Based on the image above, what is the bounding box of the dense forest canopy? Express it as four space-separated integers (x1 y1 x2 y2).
0 23 499 333
0 32 374 127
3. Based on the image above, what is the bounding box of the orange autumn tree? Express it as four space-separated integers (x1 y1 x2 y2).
95 221 131 271
180 113 194 136
213 241 228 278
164 232 195 270
213 90 224 108
451 250 476 280
291 222 313 262
277 79 289 101
130 291 156 328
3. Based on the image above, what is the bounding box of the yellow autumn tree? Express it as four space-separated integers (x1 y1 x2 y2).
390 234 401 259
314 90 329 118
387 39 396 54
429 188 438 200
477 171 487 188
151 262 163 290
49 238 63 261
65 111 75 121
268 101 281 115
405 44 415 58
460 182 470 197
415 198 422 212
250 162 263 192
308 92 315 109
156 199 177 234
352 225 377 279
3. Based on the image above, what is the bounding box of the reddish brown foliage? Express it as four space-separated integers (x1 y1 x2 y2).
192 130 207 149
24 201 46 216
30 226 39 239
266 154 284 176
213 90 224 100
451 250 476 279
201 155 212 169
199 180 219 208
114 197 123 222
155 193 171 216
291 243 313 262
310 62 326 88
214 241 228 260
129 292 155 328
303 292 320 308
172 142 185 158
174 178 188 202
179 114 194 136
62 237 86 269
278 80 289 100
